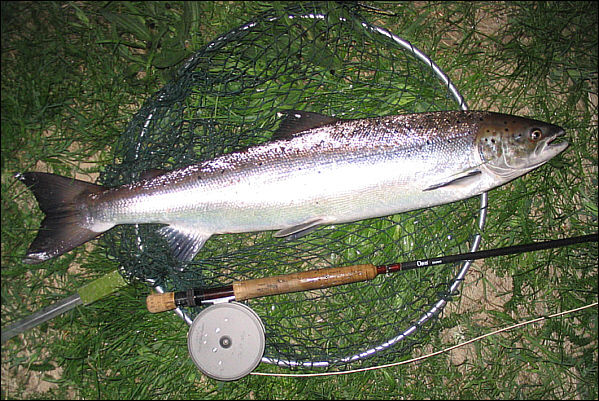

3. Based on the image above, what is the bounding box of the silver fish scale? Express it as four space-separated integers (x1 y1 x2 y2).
89 112 481 236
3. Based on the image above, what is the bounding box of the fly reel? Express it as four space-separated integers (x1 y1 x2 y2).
187 302 265 381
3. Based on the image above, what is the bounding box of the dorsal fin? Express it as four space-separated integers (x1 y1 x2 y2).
139 168 168 181
273 110 340 140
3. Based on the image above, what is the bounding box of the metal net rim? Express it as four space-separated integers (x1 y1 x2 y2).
133 9 489 369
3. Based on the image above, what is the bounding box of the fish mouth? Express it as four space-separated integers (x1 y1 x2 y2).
533 129 568 163
547 129 568 149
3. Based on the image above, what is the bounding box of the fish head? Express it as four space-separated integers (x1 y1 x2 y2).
476 113 568 180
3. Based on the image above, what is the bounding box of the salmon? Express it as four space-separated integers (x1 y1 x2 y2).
17 110 568 264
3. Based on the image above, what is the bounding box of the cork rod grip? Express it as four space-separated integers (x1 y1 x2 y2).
233 264 378 301
146 292 176 313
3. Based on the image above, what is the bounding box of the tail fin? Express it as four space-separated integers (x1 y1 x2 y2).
16 172 107 264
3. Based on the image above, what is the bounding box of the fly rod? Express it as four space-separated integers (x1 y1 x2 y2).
147 233 598 313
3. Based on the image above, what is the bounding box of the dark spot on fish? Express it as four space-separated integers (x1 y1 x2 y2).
504 128 509 132
426 139 431 145
491 139 496 144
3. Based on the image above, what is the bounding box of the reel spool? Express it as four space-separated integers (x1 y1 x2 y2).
187 302 265 381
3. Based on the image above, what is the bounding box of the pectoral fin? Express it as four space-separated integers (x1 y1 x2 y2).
423 169 482 191
158 225 211 262
274 218 326 240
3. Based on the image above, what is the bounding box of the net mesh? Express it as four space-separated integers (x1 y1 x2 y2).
100 3 482 370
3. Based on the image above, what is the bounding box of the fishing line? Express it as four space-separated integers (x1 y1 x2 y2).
249 301 599 377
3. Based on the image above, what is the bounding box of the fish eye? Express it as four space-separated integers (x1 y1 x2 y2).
529 128 542 141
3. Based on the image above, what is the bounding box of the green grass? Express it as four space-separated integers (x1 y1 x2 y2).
1 1 597 399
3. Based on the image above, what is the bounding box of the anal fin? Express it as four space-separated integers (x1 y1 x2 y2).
158 225 211 262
